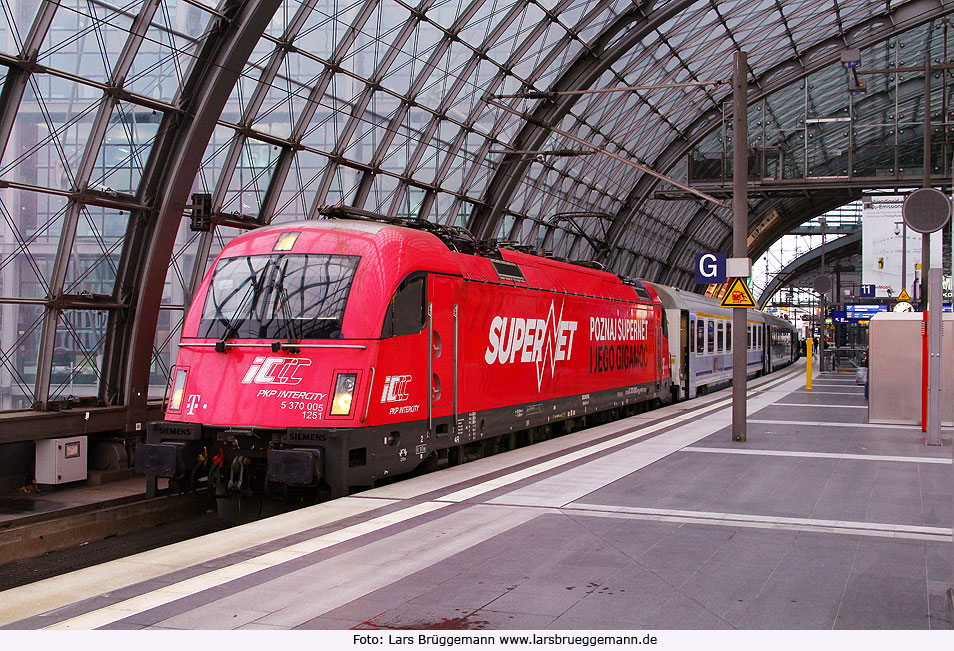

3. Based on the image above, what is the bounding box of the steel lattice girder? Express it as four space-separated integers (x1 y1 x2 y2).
102 0 284 418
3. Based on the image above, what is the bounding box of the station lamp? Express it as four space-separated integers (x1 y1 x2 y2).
840 49 861 68
841 49 866 95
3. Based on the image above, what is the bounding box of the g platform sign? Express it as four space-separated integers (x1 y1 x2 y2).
695 252 726 285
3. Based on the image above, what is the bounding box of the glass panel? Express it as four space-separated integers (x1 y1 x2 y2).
0 79 101 191
0 302 43 410
38 0 141 85
0 1 31 56
64 205 128 295
0 187 68 300
189 124 237 196
270 148 328 224
48 308 109 403
221 137 281 217
150 307 184 399
91 101 161 194
126 0 211 101
199 253 360 340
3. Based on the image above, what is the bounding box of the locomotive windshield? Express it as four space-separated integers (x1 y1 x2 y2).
199 254 360 340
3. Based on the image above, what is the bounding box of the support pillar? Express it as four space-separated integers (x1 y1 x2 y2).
732 51 748 443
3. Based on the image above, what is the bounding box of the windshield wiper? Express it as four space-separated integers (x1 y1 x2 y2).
215 276 260 353
271 284 301 354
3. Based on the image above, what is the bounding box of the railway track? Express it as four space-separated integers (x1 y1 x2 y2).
0 491 226 591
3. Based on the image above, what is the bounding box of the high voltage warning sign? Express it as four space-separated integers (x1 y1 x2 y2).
720 277 756 308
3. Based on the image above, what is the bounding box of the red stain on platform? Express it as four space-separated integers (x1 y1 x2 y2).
354 614 490 630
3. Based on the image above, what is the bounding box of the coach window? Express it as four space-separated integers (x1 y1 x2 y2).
716 322 723 352
707 320 714 354
382 275 426 337
696 319 704 355
726 323 732 351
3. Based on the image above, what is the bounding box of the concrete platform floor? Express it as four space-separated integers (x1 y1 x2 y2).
0 476 168 525
1 364 951 630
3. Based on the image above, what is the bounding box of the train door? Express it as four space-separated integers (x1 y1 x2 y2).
680 311 689 399
689 314 700 398
427 275 457 439
656 305 664 394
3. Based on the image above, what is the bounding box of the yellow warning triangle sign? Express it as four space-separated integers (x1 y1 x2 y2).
897 288 911 302
720 277 757 308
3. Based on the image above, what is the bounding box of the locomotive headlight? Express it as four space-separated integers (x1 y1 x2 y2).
331 373 357 416
168 368 188 412
273 231 300 251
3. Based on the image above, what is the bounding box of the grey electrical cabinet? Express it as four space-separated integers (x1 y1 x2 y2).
35 436 88 485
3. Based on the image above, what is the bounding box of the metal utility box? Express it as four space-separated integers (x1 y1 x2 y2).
35 436 88 484
868 312 954 426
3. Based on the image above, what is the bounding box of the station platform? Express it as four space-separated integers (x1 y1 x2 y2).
1 363 951 630
0 476 159 527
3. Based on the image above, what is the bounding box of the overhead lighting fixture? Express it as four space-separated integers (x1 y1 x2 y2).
840 49 861 68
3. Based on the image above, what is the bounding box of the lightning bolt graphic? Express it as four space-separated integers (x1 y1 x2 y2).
535 300 567 391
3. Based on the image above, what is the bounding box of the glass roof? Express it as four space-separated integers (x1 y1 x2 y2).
0 0 951 414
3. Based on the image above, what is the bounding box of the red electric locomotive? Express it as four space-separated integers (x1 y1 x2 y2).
138 207 672 511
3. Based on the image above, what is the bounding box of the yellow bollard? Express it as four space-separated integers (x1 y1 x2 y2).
806 337 813 391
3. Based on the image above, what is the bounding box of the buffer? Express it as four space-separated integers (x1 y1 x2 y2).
720 277 756 308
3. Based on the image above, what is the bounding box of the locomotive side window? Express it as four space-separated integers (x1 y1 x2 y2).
382 276 426 337
199 253 360 340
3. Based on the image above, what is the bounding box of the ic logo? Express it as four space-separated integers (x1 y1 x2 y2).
241 356 312 385
381 375 411 403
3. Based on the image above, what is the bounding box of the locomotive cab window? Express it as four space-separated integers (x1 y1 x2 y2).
199 253 359 340
382 275 426 337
